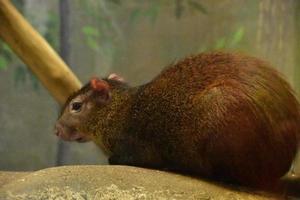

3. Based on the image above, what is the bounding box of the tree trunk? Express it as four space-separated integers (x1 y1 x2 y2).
56 0 72 166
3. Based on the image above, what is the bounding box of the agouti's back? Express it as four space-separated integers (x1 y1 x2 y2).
130 52 300 186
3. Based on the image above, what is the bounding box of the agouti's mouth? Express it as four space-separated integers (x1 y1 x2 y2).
76 137 89 143
54 122 92 142
70 131 91 143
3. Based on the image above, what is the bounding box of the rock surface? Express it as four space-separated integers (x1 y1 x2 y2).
0 165 281 200
0 171 30 186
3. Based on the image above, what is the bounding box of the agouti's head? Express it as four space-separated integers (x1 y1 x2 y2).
54 74 125 143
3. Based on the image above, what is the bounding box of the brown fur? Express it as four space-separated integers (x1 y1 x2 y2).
57 52 300 188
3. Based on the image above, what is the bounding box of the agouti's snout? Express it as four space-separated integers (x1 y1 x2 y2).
54 123 63 137
54 122 91 143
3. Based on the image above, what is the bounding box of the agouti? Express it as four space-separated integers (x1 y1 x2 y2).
55 52 300 188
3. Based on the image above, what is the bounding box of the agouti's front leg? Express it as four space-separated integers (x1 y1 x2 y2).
108 140 165 168
108 154 135 165
108 143 148 166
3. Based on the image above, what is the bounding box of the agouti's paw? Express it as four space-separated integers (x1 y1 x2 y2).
108 155 121 165
108 154 135 165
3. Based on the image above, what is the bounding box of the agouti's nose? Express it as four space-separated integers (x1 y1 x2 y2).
54 123 63 137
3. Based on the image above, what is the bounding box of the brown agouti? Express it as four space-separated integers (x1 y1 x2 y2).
55 52 300 188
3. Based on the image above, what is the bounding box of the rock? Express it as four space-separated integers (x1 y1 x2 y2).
0 171 30 186
0 165 281 200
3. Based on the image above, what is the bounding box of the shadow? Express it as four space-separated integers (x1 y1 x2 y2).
158 168 300 199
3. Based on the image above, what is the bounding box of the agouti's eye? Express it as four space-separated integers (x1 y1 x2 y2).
70 102 82 113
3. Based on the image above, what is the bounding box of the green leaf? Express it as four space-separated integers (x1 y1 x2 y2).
14 66 26 86
198 46 207 53
0 56 8 70
2 43 12 53
44 12 59 50
86 37 100 51
188 0 208 14
129 8 143 24
214 37 226 49
82 26 100 37
174 0 184 19
28 71 39 91
229 27 244 47
145 2 161 24
109 0 121 5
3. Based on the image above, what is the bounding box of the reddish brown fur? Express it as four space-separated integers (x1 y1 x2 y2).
57 52 300 188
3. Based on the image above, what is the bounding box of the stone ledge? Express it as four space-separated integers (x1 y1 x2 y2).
0 165 283 200
0 171 30 186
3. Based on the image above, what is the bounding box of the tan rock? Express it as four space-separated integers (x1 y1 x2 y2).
0 171 30 186
0 165 281 200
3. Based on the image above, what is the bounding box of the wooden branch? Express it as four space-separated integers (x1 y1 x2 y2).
0 0 82 105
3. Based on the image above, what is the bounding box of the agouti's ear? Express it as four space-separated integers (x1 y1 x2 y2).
90 78 111 103
108 73 125 83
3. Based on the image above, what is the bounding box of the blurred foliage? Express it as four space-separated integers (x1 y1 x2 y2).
0 0 23 71
0 0 246 91
199 26 245 52
77 0 121 65
0 39 41 90
0 57 8 70
44 12 59 51
175 0 208 19
0 43 13 70
82 26 101 51
0 1 59 91
1 0 208 73
14 65 39 90
12 0 24 12
127 0 207 25
78 0 208 59
128 1 162 24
